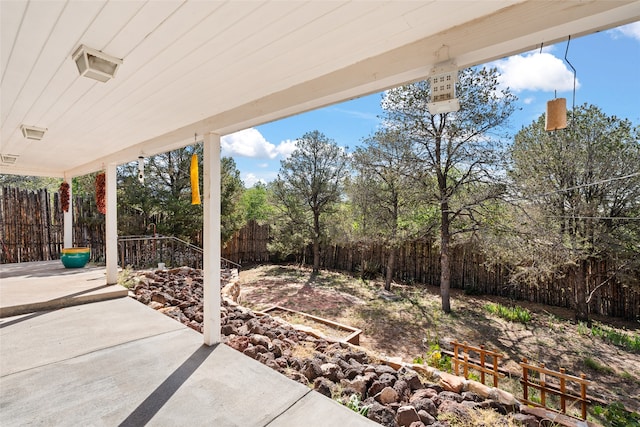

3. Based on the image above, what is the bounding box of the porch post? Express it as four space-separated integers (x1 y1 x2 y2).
105 163 118 284
203 132 221 345
63 173 73 248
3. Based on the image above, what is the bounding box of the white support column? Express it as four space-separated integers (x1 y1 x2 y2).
105 163 118 284
63 173 73 248
203 132 221 345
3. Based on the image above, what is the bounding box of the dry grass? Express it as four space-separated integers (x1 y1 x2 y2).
439 408 528 427
238 264 640 413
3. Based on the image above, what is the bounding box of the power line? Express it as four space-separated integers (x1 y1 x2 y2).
534 171 640 198
545 215 640 221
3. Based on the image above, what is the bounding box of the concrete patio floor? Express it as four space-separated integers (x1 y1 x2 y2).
0 262 378 426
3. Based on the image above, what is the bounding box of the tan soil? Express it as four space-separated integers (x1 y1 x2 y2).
238 264 640 414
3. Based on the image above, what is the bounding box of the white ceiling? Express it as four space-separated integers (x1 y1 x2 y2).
1 0 639 178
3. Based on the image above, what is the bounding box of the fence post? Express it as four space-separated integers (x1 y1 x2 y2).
452 341 459 376
492 352 499 387
479 345 486 384
522 358 529 402
462 342 468 379
540 363 546 407
580 373 587 420
560 367 566 413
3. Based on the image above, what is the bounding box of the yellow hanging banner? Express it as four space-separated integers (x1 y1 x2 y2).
190 154 201 205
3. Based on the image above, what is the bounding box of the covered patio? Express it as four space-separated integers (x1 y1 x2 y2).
0 262 376 426
1 1 638 425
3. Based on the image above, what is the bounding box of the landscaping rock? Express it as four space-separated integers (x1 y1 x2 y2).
410 388 438 403
438 390 464 403
313 377 334 398
512 413 539 427
396 406 420 427
367 402 398 427
376 387 400 404
438 399 471 421
437 371 465 393
130 267 552 427
320 362 343 382
411 398 438 418
417 409 435 425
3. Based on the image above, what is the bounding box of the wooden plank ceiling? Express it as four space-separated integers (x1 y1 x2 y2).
1 0 638 177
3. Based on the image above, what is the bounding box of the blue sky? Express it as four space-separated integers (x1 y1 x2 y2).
221 22 640 188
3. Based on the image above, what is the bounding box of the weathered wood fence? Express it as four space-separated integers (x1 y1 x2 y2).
2 187 638 319
305 241 640 320
0 187 104 263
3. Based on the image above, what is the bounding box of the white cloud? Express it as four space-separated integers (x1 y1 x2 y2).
242 171 276 188
490 52 579 93
274 139 297 159
523 97 535 105
242 173 265 188
610 21 640 41
221 128 297 159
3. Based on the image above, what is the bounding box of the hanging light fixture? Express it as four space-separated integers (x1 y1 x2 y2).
137 156 145 184
21 124 47 140
72 45 122 83
427 61 460 115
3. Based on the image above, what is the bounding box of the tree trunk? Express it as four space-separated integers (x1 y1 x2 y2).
312 239 320 274
440 205 451 313
575 259 590 324
385 249 395 291
312 210 321 274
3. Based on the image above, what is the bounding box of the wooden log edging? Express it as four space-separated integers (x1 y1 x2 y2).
257 305 362 345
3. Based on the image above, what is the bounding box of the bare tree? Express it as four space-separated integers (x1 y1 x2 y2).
382 67 516 312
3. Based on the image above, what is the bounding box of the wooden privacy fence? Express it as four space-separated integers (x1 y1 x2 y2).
0 187 105 264
520 358 589 420
451 340 504 387
221 219 272 264
2 187 639 320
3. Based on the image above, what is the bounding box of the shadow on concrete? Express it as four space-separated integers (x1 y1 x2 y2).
118 344 217 427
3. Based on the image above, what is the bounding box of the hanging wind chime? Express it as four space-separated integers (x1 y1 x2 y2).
191 134 201 205
545 36 576 132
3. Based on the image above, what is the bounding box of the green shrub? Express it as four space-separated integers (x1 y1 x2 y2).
583 356 613 373
593 402 640 427
484 303 532 324
344 394 369 417
578 322 640 352
588 323 640 353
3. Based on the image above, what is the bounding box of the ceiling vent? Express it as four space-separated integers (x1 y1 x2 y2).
72 45 122 83
21 124 47 140
1 154 19 165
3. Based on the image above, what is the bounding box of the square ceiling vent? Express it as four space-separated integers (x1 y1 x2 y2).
72 45 122 83
1 154 19 165
21 124 47 140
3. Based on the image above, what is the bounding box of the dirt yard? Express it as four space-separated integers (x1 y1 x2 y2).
237 264 640 414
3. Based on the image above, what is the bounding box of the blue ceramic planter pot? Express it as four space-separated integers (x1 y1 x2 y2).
61 247 91 268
